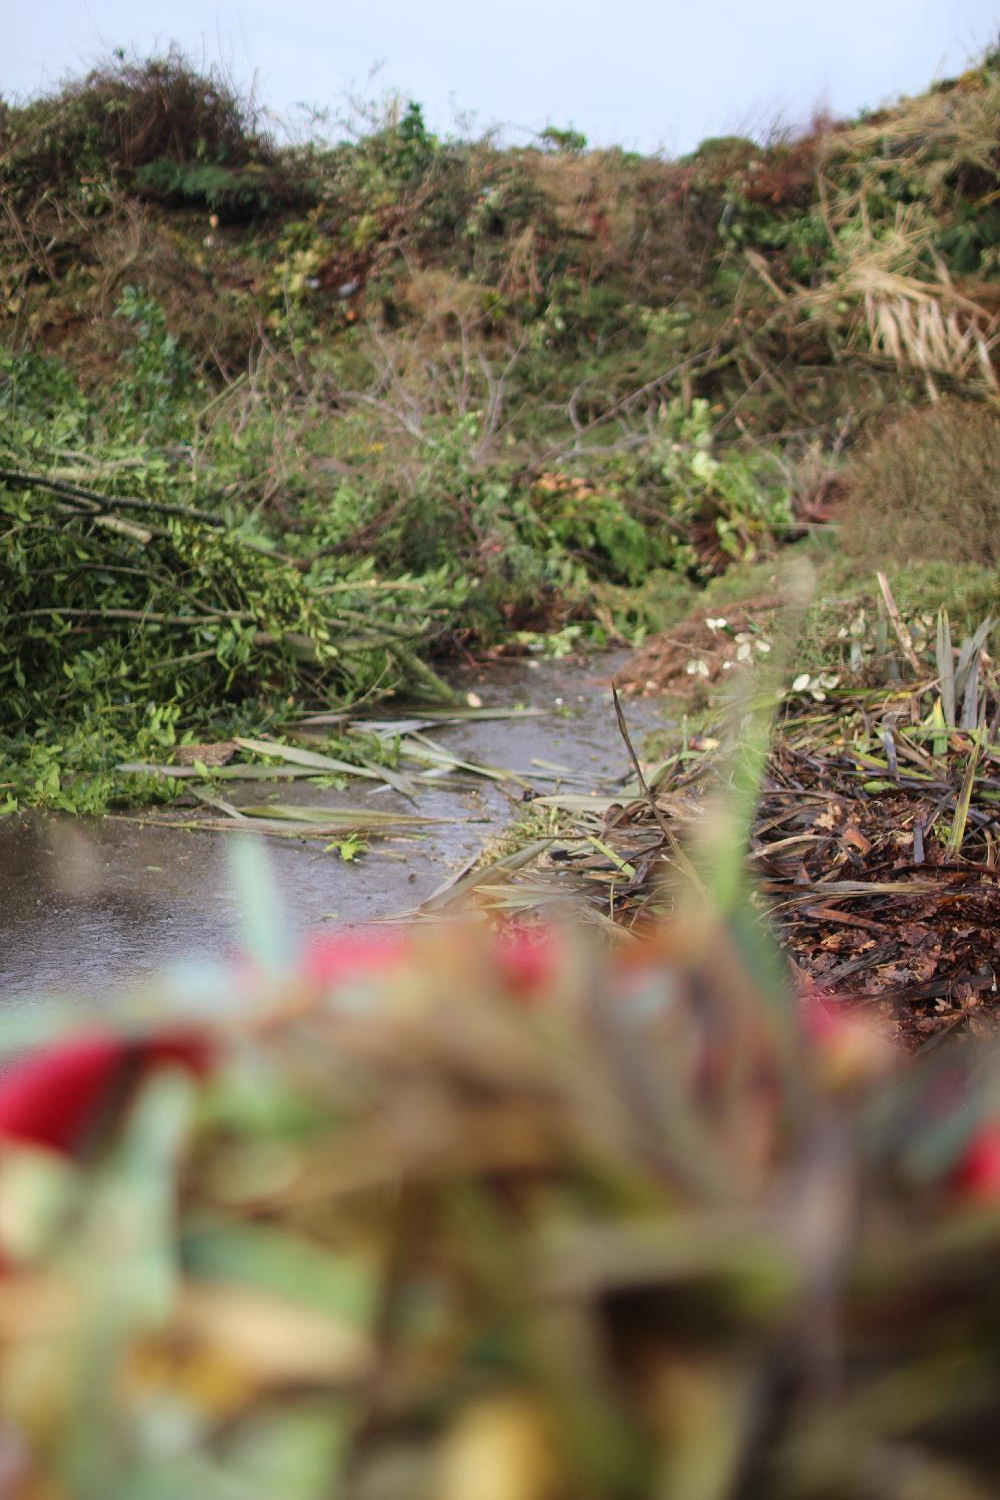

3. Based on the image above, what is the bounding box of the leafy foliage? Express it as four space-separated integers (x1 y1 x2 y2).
136 157 313 217
2 46 999 810
0 337 461 811
0 47 274 201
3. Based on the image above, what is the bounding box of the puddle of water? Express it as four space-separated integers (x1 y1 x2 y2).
0 653 662 1000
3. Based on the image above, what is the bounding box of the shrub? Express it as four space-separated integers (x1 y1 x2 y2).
844 399 1000 567
135 157 314 218
0 48 274 201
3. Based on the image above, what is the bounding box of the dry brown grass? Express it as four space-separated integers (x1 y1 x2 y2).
845 64 1000 202
525 148 714 298
844 398 1000 567
865 286 1000 389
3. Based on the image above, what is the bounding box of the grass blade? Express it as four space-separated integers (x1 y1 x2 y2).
955 616 993 708
928 697 948 759
584 836 637 879
238 803 443 828
234 737 419 800
117 762 319 781
936 608 955 728
947 737 982 854
400 733 533 788
419 838 556 910
960 652 983 731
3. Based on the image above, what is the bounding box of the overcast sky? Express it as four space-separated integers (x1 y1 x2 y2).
6 1 1000 154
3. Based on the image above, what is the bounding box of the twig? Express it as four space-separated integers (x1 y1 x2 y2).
15 607 252 626
0 468 225 527
612 686 705 896
875 571 923 675
385 640 460 703
535 347 723 465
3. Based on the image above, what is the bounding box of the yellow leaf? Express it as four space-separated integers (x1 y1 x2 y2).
172 1281 374 1386
435 1394 563 1500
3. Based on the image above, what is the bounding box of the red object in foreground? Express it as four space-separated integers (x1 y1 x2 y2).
0 1033 209 1158
0 931 409 1160
301 930 407 988
954 1123 1000 1204
495 928 559 1001
0 927 553 1157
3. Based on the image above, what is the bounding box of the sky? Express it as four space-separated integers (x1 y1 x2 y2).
5 1 1000 155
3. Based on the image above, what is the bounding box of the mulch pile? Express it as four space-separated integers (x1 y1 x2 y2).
755 727 1000 1045
614 596 785 698
498 674 1000 1047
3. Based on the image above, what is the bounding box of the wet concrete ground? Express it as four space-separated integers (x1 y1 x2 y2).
0 654 661 1000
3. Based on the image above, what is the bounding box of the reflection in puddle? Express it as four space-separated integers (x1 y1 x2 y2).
0 655 662 1000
